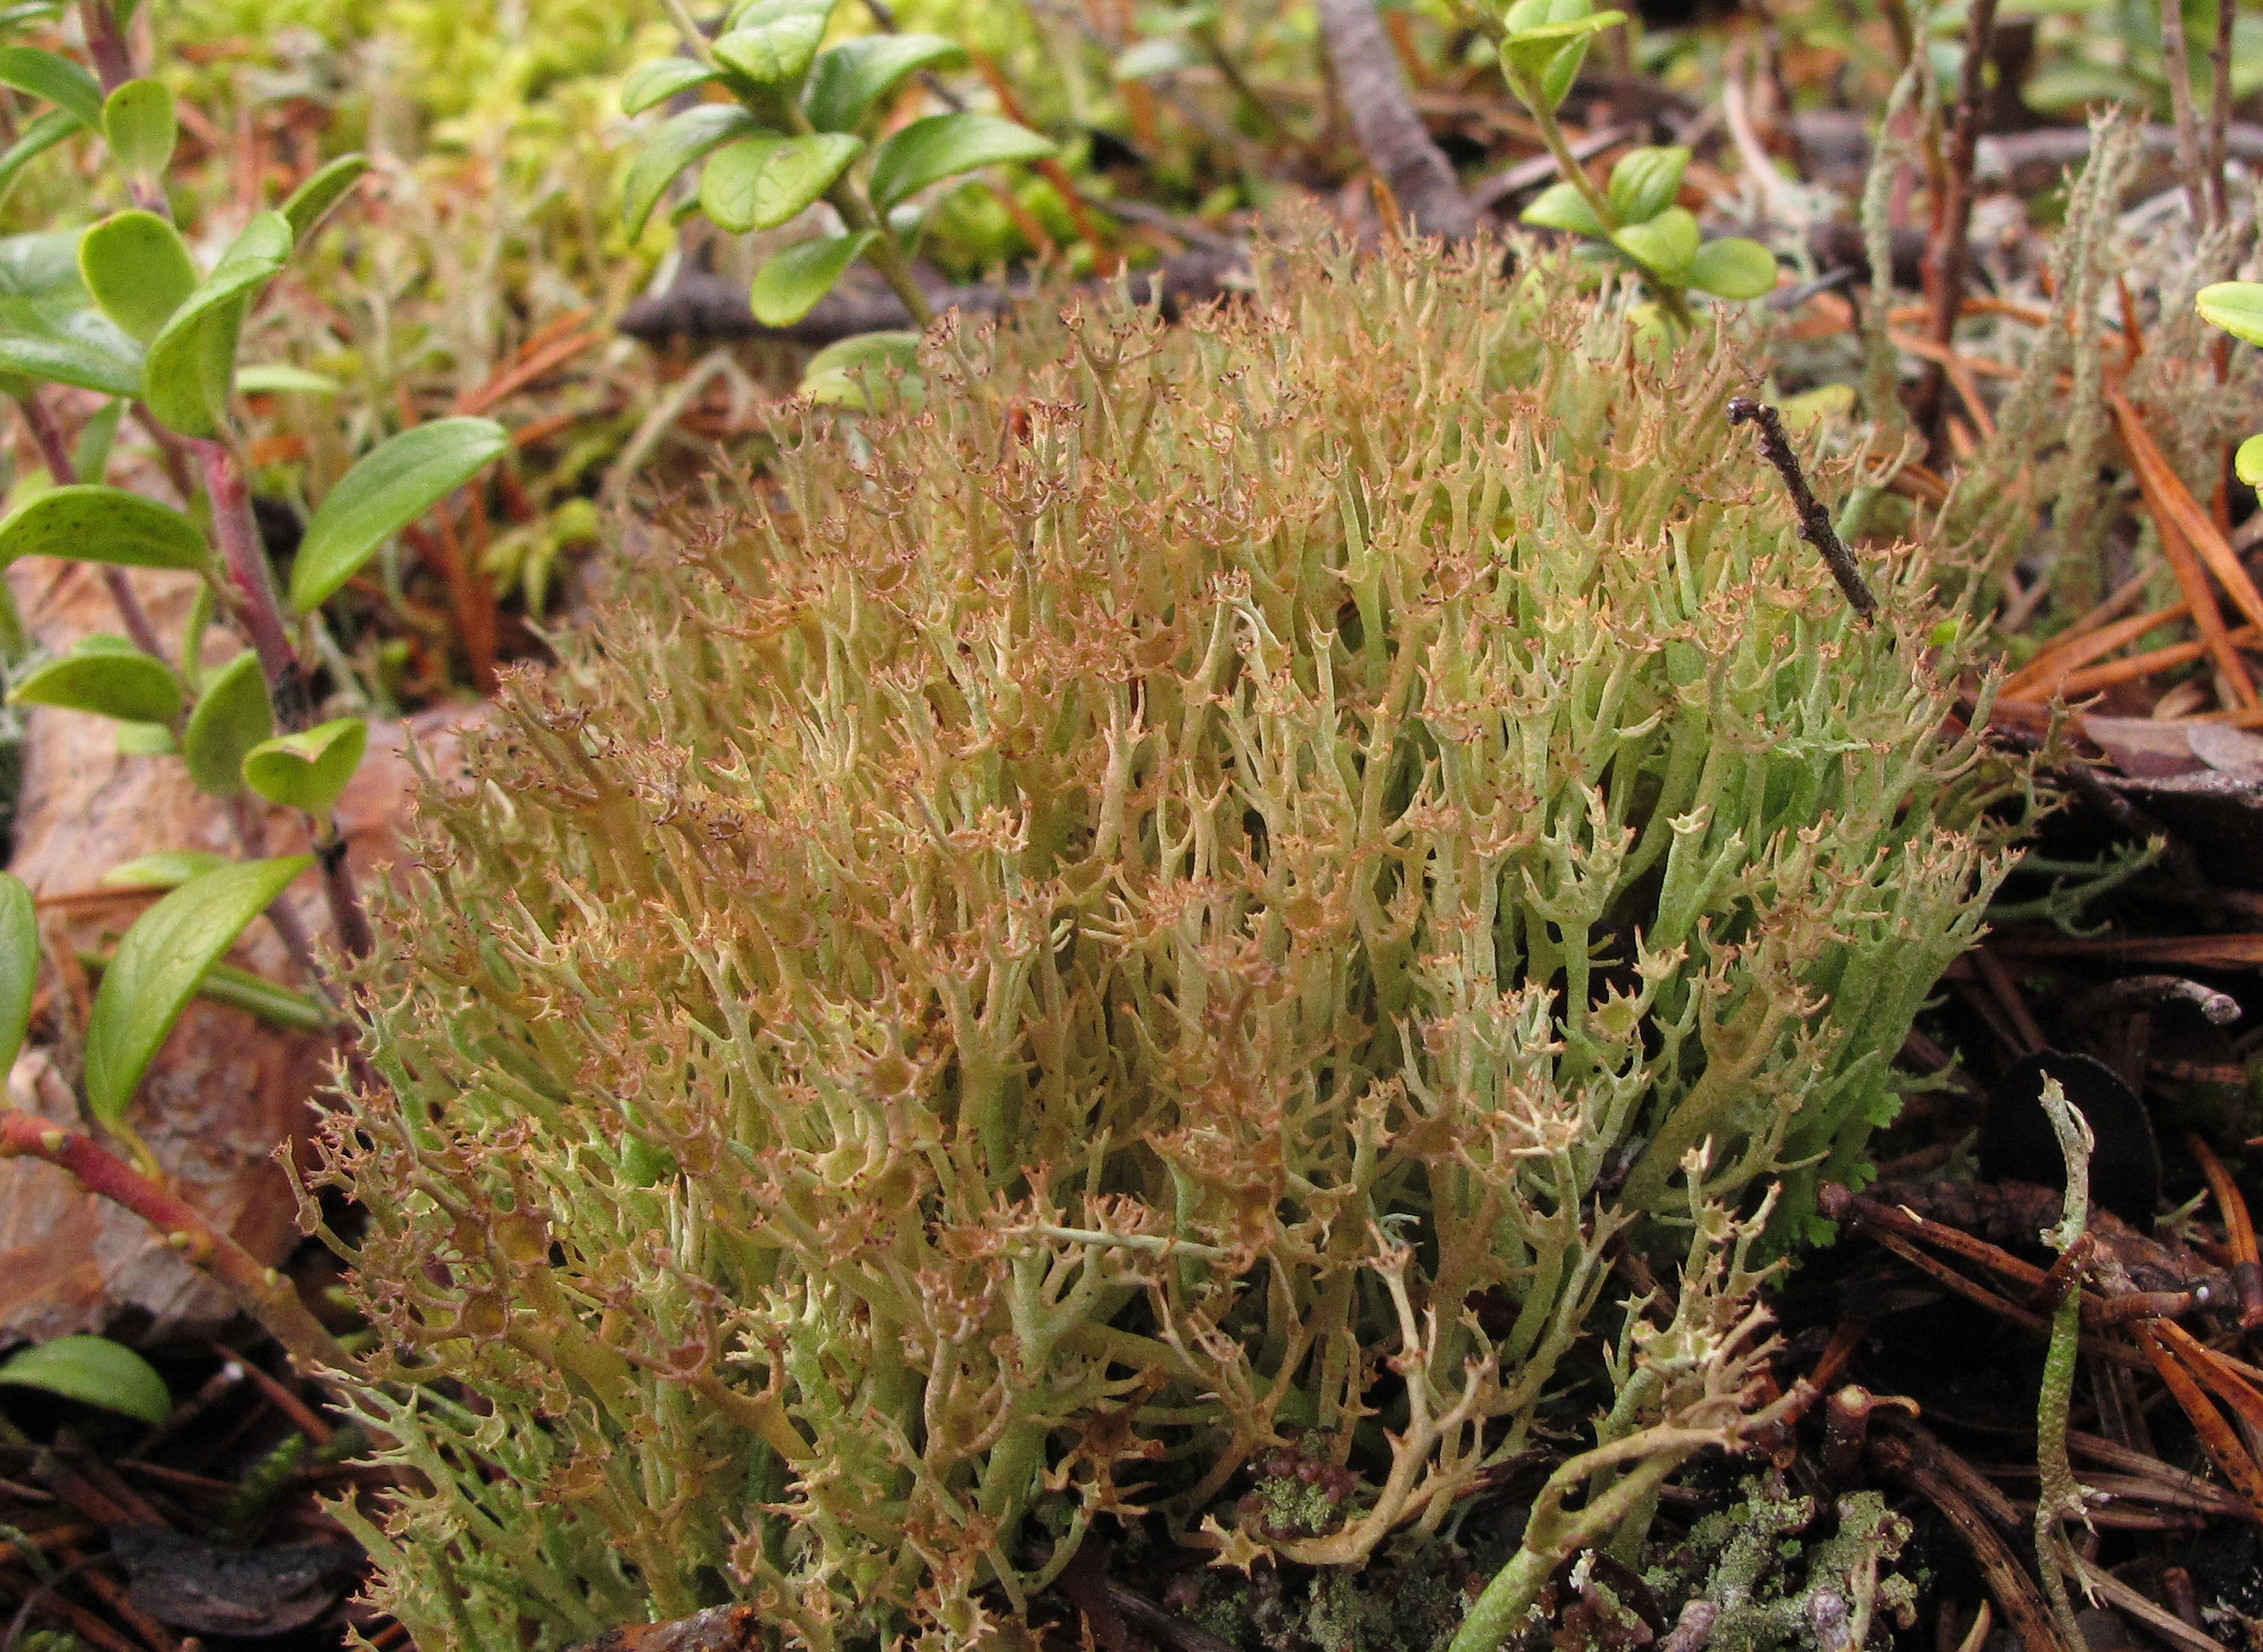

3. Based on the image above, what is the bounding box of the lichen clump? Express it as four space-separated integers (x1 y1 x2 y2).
320 238 2003 1649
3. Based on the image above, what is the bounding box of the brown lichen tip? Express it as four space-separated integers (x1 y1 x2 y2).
1726 396 1881 626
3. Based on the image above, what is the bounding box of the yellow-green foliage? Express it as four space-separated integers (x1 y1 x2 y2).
319 238 2007 1650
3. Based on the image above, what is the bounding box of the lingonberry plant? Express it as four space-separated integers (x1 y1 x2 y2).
2196 280 2263 481
1465 0 1778 318
317 235 2007 1649
0 2 504 1248
620 0 1052 336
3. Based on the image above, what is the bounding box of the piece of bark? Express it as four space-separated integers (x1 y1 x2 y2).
0 559 467 1347
1314 0 1473 240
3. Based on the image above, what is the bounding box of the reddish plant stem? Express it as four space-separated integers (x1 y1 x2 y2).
320 834 373 959
131 404 199 503
194 438 305 722
226 792 333 995
0 1106 349 1374
74 0 133 93
13 393 169 661
1913 0 1999 448
2160 0 2209 230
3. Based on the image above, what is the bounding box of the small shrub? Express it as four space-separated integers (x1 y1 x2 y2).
318 236 2008 1649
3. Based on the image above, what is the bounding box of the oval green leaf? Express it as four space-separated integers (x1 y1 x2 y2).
142 210 292 438
805 34 965 132
1606 145 1687 225
280 153 368 241
0 484 206 571
0 1335 169 1424
752 230 875 327
1113 35 1203 81
2197 281 2263 349
699 134 786 234
799 328 921 410
102 77 175 182
1520 180 1603 237
0 45 102 129
622 104 767 238
747 131 862 231
726 0 833 29
102 849 230 889
241 716 367 815
868 112 1053 212
0 229 85 300
83 854 312 1127
2238 432 2263 488
11 641 183 724
236 363 341 396
0 869 34 1079
290 416 508 612
115 721 176 755
622 56 713 115
1611 205 1699 283
1686 236 1779 300
0 296 140 395
0 108 79 207
181 649 273 798
79 210 196 344
713 12 827 87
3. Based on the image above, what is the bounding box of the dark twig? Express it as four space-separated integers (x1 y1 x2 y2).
2160 0 2210 229
1726 397 1878 623
1912 0 1999 448
1314 0 1473 240
2206 0 2234 235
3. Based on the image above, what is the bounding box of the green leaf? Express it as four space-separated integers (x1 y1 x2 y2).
102 850 230 889
1519 180 1604 237
102 77 175 182
0 230 85 300
0 295 141 394
0 870 34 1079
279 153 368 241
714 12 827 87
0 1335 169 1424
1112 35 1203 80
725 0 833 29
805 34 964 130
180 650 273 798
78 210 196 344
241 716 367 815
72 395 121 481
1606 145 1687 225
290 416 508 612
0 484 206 571
1685 236 1778 300
0 2 65 35
2238 432 2263 487
0 46 102 129
752 230 875 327
698 135 786 233
2197 281 2263 348
799 329 921 410
83 854 311 1126
1611 205 1699 283
868 113 1053 211
10 638 183 724
142 210 292 438
746 131 862 231
0 108 79 207
115 721 176 754
622 104 766 238
236 363 340 396
622 56 713 115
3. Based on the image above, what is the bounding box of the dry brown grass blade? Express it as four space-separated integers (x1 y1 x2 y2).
2108 388 2263 665
456 321 603 417
2187 1134 2263 1328
2137 1321 2263 1524
1999 601 2188 700
2053 622 2263 697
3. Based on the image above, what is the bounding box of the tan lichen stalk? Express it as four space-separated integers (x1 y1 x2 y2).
318 238 2010 1649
